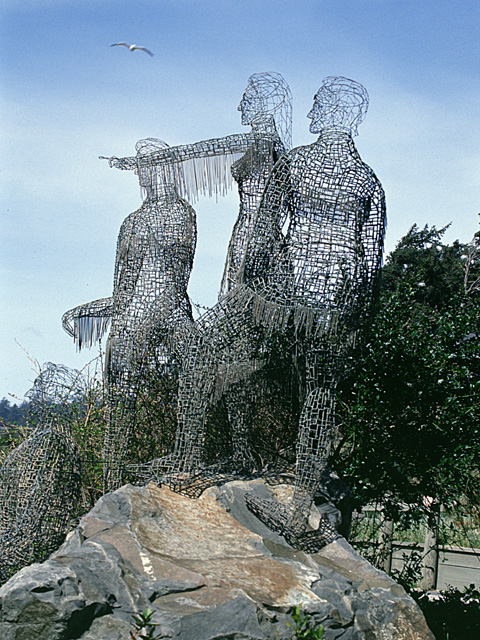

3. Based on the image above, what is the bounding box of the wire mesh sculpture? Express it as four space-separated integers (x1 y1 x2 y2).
242 76 386 549
111 72 292 481
143 77 386 550
0 363 82 584
219 71 292 297
63 139 198 493
107 73 292 296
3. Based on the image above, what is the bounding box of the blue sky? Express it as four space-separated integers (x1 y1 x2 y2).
1 0 479 400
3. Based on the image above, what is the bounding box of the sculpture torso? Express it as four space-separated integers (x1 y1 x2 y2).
220 134 285 296
243 133 385 332
111 192 197 333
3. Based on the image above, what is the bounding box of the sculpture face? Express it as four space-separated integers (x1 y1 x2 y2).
238 72 292 148
238 84 264 126
307 77 369 137
307 84 339 134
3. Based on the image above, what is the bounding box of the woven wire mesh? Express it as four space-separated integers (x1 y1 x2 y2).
150 77 386 548
59 75 385 551
0 364 82 584
63 139 198 493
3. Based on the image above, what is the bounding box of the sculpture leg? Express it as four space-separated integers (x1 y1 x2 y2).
223 378 256 473
104 308 180 492
103 373 139 493
130 293 257 488
246 350 341 549
125 333 220 488
288 381 337 534
103 334 142 493
168 291 259 479
170 335 218 476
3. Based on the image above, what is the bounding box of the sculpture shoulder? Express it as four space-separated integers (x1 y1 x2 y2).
277 144 323 172
117 210 138 237
357 161 385 197
284 144 312 163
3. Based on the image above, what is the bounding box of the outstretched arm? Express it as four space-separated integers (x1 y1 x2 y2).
62 297 113 349
102 133 256 170
103 132 284 204
103 133 266 203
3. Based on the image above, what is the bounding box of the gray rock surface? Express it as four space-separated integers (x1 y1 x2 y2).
0 479 434 640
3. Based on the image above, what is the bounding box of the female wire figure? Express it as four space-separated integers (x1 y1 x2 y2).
62 139 197 493
112 72 292 476
110 72 292 296
158 77 386 549
218 71 292 468
218 71 292 296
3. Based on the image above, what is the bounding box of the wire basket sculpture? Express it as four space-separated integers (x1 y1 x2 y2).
108 73 292 296
0 363 83 584
144 77 386 550
122 72 293 484
63 139 198 493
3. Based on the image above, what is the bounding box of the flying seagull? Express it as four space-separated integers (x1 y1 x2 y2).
110 42 154 57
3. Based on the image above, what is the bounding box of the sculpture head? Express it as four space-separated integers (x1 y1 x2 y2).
238 72 292 149
135 138 182 197
307 76 369 137
26 362 87 423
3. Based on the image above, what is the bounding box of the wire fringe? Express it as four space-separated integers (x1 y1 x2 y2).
178 152 244 203
74 316 111 351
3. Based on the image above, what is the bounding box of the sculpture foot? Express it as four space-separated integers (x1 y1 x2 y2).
207 451 257 476
294 523 342 553
245 494 341 552
244 494 306 539
127 454 200 490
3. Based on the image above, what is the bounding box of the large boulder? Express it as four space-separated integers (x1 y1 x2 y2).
0 480 434 639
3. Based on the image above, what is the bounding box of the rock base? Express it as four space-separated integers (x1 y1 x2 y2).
0 480 434 639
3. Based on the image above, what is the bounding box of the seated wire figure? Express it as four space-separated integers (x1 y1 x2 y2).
0 364 82 584
63 139 197 493
152 77 386 550
111 73 292 477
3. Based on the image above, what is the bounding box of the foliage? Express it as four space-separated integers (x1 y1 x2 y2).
130 607 166 639
287 605 324 639
67 372 107 510
413 584 480 640
390 550 423 593
462 219 480 295
334 223 480 557
128 359 179 469
337 289 480 505
380 223 466 307
0 421 32 465
0 398 28 428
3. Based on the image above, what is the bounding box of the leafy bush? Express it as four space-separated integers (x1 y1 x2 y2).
334 224 480 563
413 584 480 640
287 605 324 639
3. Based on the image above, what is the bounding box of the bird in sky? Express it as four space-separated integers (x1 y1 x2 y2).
110 42 154 57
